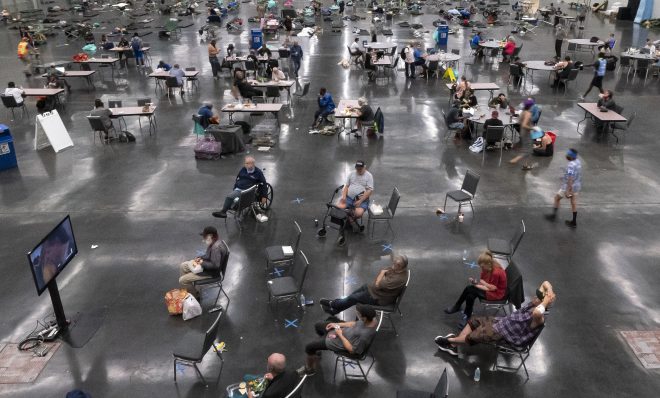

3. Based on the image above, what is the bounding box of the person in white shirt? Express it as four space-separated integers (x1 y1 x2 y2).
4 82 25 104
336 160 374 239
271 67 286 82
349 37 363 63
168 64 186 95
644 38 656 55
404 44 415 78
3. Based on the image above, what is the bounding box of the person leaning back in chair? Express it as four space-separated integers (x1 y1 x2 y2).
212 156 267 218
434 281 556 356
178 226 228 299
336 160 374 233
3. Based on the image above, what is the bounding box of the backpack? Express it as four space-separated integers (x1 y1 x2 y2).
400 47 406 60
194 135 222 159
469 137 484 153
123 131 136 142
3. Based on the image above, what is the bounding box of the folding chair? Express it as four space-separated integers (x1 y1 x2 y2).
333 311 383 382
1 94 29 120
442 170 480 216
292 81 310 103
192 240 231 313
87 116 117 144
265 220 302 272
172 312 224 386
487 219 525 261
367 187 400 239
482 125 505 166
491 324 545 379
267 250 309 310
371 269 410 336
165 76 183 98
610 112 635 144
478 262 523 316
558 68 579 96
442 109 462 141
396 367 448 398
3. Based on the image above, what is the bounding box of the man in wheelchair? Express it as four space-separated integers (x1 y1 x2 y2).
212 156 268 218
336 160 374 232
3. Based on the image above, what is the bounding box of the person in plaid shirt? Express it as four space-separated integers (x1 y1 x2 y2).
434 281 555 356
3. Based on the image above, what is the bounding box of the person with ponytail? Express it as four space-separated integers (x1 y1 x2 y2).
444 250 507 327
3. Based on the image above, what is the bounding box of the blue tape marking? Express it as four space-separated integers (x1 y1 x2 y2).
292 198 304 204
285 319 299 328
382 244 392 252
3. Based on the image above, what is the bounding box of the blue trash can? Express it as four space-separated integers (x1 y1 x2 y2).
436 24 449 47
0 124 18 171
250 29 263 50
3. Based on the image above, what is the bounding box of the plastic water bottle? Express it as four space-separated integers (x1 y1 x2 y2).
462 250 467 261
474 367 481 382
458 213 464 223
300 294 305 307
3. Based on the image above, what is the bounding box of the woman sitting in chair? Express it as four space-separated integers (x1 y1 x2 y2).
444 250 507 328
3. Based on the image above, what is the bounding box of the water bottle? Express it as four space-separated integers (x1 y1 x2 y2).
458 213 464 223
300 293 305 306
462 250 467 261
474 367 481 382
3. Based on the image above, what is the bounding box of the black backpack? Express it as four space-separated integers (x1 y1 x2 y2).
400 47 406 60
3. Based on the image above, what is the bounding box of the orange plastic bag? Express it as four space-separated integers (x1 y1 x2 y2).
164 288 188 315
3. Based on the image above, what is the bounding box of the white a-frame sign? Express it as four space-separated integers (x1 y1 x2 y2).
34 110 74 153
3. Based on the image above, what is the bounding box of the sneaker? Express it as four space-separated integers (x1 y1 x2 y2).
565 220 577 228
522 164 534 171
434 333 455 347
435 208 445 216
337 235 346 246
296 366 316 376
319 298 332 307
212 211 227 218
444 305 460 314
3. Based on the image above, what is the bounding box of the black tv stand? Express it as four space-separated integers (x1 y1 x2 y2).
47 279 69 338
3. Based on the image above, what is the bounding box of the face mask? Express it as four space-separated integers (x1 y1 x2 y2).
203 237 213 245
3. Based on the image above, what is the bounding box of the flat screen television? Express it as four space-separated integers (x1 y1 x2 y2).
27 215 78 295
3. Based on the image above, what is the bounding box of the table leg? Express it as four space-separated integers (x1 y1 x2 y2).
576 110 589 135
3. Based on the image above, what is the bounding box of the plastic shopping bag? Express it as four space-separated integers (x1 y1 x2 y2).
182 293 203 321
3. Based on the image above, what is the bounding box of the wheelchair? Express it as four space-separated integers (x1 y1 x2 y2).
316 185 365 246
256 182 274 210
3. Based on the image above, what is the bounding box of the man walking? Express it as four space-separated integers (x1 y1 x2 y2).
580 52 607 100
546 149 582 228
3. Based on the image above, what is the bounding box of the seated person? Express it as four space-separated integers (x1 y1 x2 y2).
552 56 574 88
178 226 228 297
336 160 374 232
47 65 71 91
533 129 554 156
349 37 364 63
502 37 516 62
350 97 375 136
212 156 267 218
245 353 299 398
460 88 478 108
257 45 272 59
364 49 377 81
4 82 25 105
483 110 505 147
644 38 656 54
45 75 64 89
470 31 483 55
454 75 470 99
509 57 526 87
446 100 465 137
157 60 172 71
413 43 427 77
320 254 408 315
597 89 616 111
235 74 264 99
116 36 130 60
435 281 556 356
444 251 507 327
168 64 186 95
226 43 235 57
488 93 509 109
299 304 379 376
197 101 219 128
312 87 336 128
270 66 286 82
90 99 115 141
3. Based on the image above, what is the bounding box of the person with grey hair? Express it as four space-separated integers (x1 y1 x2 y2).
320 254 408 315
246 353 299 398
168 63 186 96
349 97 375 137
212 156 268 218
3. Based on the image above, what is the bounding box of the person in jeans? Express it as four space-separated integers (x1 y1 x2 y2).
178 226 228 297
298 304 379 376
212 156 268 218
435 281 555 356
320 254 408 315
312 87 335 127
130 33 145 67
208 39 222 79
546 149 582 228
290 41 303 77
444 250 507 328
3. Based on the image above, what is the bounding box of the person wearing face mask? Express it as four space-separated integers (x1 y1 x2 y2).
244 353 300 398
212 156 268 218
434 281 555 356
178 226 228 297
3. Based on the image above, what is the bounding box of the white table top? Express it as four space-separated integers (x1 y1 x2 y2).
221 103 284 112
373 55 392 66
247 79 295 88
568 39 605 46
478 41 503 49
621 52 658 60
524 60 557 71
428 53 461 62
446 82 500 90
336 100 360 118
364 42 398 50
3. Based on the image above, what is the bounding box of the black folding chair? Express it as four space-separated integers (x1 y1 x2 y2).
192 240 230 313
443 170 480 217
397 367 448 398
172 312 224 386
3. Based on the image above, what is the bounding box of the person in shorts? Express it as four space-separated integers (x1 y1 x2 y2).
546 149 582 228
336 160 374 230
580 52 607 100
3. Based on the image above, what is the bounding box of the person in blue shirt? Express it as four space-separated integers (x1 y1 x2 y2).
526 97 541 124
471 31 483 55
313 87 335 128
413 43 427 77
290 41 303 77
580 52 606 100
197 101 218 128
545 149 582 228
168 64 186 96
212 156 268 218
157 60 172 71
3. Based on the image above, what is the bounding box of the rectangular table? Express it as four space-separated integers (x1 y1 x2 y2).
577 102 626 136
221 103 283 126
110 106 157 135
148 70 200 93
108 46 151 67
446 82 499 105
246 80 295 104
23 88 65 108
40 71 96 88
334 99 360 134
74 57 119 78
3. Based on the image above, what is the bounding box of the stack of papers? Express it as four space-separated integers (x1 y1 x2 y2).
282 246 294 256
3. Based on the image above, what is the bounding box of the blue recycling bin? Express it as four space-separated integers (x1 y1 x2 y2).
436 24 449 47
250 29 263 50
0 125 18 171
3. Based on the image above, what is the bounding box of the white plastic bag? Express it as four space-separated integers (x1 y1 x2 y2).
182 294 202 321
469 137 484 153
369 203 383 215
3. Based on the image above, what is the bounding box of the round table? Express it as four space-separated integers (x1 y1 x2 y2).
467 107 519 140
523 60 557 84
364 42 398 50
479 41 503 49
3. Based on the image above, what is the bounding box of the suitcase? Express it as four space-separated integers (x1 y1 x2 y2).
194 135 221 159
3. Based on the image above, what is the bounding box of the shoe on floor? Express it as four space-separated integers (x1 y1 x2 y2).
212 211 227 218
434 333 455 347
565 220 577 228
435 208 445 216
296 366 316 376
337 236 346 246
522 164 534 171
578 95 585 100
444 305 460 314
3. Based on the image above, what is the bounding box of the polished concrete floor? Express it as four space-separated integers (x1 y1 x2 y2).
1 1 660 397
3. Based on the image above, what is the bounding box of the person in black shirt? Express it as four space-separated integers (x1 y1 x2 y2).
257 45 272 59
212 156 268 218
247 353 300 398
483 110 504 147
234 73 264 100
350 97 374 137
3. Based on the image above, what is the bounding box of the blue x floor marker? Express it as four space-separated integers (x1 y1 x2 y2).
382 243 392 252
438 214 449 221
285 319 299 328
292 198 304 204
463 261 479 269
176 363 186 373
271 267 284 277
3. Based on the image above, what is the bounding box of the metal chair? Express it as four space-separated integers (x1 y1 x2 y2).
384 56 400 76
618 56 633 77
137 98 152 106
610 112 635 144
478 261 522 316
333 311 383 382
225 185 259 230
634 58 651 81
396 367 448 398
507 64 525 87
172 312 224 386
266 86 281 103
192 240 230 313
566 41 578 55
1 94 29 120
442 109 462 141
491 324 545 379
267 250 309 309
371 269 410 336
487 219 525 261
265 220 302 272
244 60 257 79
427 60 440 80
87 116 117 144
185 67 199 91
558 68 579 96
165 76 183 98
346 45 362 66
108 100 122 108
482 125 505 166
292 81 310 103
443 170 480 216
367 187 400 239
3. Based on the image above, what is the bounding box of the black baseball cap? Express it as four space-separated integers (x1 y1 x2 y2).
355 160 366 169
200 226 218 236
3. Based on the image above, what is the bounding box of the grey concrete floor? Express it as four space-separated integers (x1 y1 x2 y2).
1 1 660 397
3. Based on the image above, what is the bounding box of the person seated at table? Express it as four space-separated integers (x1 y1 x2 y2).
349 97 375 137
502 37 516 62
312 87 336 128
552 56 574 88
364 48 377 81
447 100 466 139
270 66 286 82
47 65 71 91
595 89 617 131
435 281 555 356
245 353 299 398
90 99 115 142
157 60 172 71
226 43 235 58
643 38 656 54
100 34 114 50
45 75 64 89
444 250 507 327
483 110 504 148
234 74 264 100
460 88 478 108
488 93 509 109
168 64 185 96
413 43 427 77
197 101 219 128
607 33 616 50
257 45 272 59
470 31 483 56
178 226 228 298
212 156 268 218
533 129 554 157
454 75 470 100
298 304 379 376
4 82 25 105
114 36 129 59
349 37 364 64
321 253 408 316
